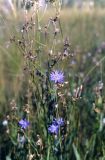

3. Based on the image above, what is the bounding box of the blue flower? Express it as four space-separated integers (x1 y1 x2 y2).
19 119 30 129
48 118 64 135
53 118 64 127
50 70 64 83
48 124 59 134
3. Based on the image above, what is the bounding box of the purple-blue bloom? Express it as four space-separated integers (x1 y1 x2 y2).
50 70 64 83
48 118 64 135
48 124 59 134
19 119 30 129
53 118 64 127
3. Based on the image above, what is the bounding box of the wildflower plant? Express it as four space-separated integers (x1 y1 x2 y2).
3 1 70 159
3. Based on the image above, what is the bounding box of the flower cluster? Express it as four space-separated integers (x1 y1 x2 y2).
48 118 64 135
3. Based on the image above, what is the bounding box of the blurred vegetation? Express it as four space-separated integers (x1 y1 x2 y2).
1 6 105 160
1 8 105 110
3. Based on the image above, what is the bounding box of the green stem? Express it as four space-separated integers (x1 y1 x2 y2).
47 137 51 160
59 136 63 160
